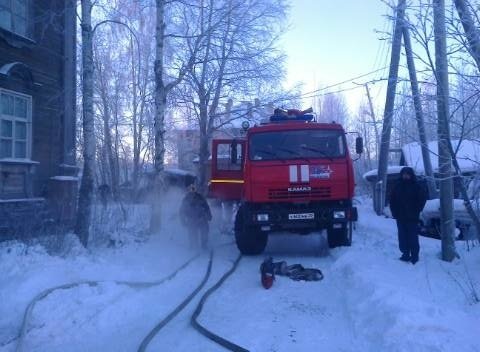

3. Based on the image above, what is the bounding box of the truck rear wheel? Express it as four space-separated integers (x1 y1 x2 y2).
234 207 268 255
327 222 352 248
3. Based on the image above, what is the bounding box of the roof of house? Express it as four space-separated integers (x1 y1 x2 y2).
363 139 480 182
362 166 406 181
402 139 480 174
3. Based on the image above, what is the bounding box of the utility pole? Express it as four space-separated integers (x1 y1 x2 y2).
433 0 457 261
402 23 437 199
376 0 406 215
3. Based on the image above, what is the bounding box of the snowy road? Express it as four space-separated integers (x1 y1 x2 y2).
197 236 361 352
1 200 479 352
147 235 360 352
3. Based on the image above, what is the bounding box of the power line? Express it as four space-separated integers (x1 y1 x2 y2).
298 79 385 101
298 66 390 98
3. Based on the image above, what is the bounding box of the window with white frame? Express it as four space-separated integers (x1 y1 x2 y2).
0 0 29 38
0 89 31 159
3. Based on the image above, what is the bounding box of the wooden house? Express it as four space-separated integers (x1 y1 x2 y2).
0 1 77 238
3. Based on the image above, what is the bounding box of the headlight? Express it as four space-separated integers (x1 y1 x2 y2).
333 211 346 219
257 213 269 221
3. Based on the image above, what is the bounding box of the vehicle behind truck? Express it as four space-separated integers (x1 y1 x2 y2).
209 108 363 255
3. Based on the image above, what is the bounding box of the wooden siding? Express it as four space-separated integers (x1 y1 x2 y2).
0 0 71 199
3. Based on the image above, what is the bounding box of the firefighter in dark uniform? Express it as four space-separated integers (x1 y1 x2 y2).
180 184 212 249
389 167 427 264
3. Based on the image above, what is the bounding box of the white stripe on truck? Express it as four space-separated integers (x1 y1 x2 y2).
300 165 309 182
289 165 298 182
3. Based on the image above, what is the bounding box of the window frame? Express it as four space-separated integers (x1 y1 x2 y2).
0 88 32 160
216 142 243 171
0 0 31 39
248 129 347 161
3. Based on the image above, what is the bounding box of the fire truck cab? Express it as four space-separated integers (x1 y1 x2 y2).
209 109 363 255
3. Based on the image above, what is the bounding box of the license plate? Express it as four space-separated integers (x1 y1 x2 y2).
288 213 315 220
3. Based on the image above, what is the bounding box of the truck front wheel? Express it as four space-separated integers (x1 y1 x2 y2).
327 222 352 248
234 207 268 255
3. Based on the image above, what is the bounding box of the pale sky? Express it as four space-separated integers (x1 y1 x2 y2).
280 0 393 114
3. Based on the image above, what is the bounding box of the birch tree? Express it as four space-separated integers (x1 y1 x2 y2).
90 1 156 200
76 0 96 247
150 0 201 232
179 0 288 193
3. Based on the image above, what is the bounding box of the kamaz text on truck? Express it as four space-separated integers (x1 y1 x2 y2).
209 108 363 255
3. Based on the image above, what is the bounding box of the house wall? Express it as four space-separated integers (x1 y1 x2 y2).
0 0 77 237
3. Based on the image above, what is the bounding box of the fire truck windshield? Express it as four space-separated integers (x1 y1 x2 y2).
249 129 345 161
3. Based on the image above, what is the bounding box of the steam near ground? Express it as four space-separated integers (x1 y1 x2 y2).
0 193 479 351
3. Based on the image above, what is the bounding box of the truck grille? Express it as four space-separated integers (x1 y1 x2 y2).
268 187 332 200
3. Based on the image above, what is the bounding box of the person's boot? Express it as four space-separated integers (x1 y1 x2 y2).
399 253 411 262
411 256 419 265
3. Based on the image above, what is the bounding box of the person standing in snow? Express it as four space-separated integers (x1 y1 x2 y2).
179 184 212 249
389 167 427 264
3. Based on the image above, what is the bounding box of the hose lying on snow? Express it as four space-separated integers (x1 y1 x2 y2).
15 252 202 352
137 251 213 352
191 253 248 352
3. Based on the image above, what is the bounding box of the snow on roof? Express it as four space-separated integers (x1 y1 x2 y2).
0 197 45 203
363 140 480 181
50 176 79 181
362 166 405 181
402 140 480 174
164 168 196 177
0 158 39 165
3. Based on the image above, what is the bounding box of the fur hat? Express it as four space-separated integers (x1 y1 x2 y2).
400 166 416 180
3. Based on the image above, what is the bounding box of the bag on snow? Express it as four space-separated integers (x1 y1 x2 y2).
260 257 324 289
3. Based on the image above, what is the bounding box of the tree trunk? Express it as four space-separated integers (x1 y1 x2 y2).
403 24 437 198
75 0 96 247
112 84 121 195
454 0 480 70
364 83 380 162
150 0 167 233
376 0 406 215
197 0 231 194
131 36 140 197
198 101 210 195
433 0 457 261
100 89 118 197
452 0 480 242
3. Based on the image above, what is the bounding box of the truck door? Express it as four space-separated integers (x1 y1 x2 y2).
208 139 245 201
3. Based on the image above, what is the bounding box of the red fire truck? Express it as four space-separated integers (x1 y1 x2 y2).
209 108 363 255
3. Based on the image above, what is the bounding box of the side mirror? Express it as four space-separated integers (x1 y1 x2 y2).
355 137 364 155
231 141 238 164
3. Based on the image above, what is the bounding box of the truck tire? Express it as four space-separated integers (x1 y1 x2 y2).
234 207 268 255
327 222 352 248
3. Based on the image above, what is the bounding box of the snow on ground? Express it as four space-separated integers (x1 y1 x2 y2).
1 196 479 352
336 204 480 352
